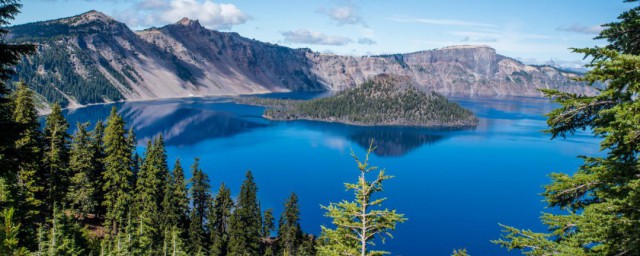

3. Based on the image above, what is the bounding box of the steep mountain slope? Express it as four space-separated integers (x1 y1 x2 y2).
7 11 597 108
136 18 322 92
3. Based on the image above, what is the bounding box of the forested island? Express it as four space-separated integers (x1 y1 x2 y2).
237 74 478 127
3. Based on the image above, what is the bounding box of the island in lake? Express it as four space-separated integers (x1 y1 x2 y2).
236 74 479 127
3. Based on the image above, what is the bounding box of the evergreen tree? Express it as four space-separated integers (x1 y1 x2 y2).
45 205 87 256
261 208 275 256
0 0 36 182
262 208 274 238
319 143 406 256
296 234 316 256
278 193 302 256
452 248 470 256
11 82 43 248
133 136 169 254
0 208 28 256
162 159 189 235
209 183 233 256
68 122 98 218
102 107 133 236
91 120 107 217
163 226 188 256
43 103 70 213
494 2 640 255
188 158 211 255
228 171 262 256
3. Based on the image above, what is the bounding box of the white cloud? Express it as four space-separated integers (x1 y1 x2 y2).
358 37 376 45
281 29 352 46
319 4 365 26
116 0 250 29
387 16 495 28
557 23 603 35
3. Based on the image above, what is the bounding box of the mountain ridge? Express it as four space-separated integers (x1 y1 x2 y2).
7 11 597 108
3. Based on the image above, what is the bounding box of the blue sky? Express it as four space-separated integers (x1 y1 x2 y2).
16 0 632 67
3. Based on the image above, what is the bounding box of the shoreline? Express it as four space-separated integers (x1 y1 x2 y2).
262 114 479 129
40 90 553 117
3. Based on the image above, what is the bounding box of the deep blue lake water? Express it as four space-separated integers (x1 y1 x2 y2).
60 94 600 255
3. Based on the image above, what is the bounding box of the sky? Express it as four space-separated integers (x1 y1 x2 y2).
15 0 633 68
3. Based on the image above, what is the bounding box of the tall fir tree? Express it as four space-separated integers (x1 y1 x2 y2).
0 0 36 182
91 120 107 217
261 208 275 256
45 205 88 256
163 225 188 256
11 82 43 249
102 107 133 237
278 193 303 256
319 143 406 256
43 103 70 214
68 122 98 218
188 158 211 255
133 136 169 254
495 1 640 255
209 183 234 256
162 159 190 236
228 171 262 256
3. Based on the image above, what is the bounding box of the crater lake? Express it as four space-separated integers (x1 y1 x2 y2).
58 93 600 255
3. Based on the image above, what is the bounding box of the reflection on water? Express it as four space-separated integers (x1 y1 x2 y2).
350 130 445 157
120 104 268 146
61 95 463 156
58 94 562 157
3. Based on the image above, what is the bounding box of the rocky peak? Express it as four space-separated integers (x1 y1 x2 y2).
369 74 424 92
177 18 203 28
440 45 493 51
71 10 115 25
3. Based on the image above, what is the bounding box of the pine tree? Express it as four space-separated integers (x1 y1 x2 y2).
0 0 36 182
46 205 87 256
162 159 189 236
91 120 107 217
296 234 316 256
164 226 188 256
188 158 211 255
43 103 70 213
494 2 640 255
319 142 406 256
68 122 98 218
11 82 44 248
262 208 274 238
278 193 303 256
228 171 262 256
0 208 28 256
261 208 275 256
452 248 470 256
133 135 169 254
102 107 133 237
209 183 233 256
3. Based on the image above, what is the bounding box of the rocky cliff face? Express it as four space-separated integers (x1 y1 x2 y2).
308 45 594 96
8 11 596 108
